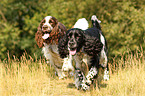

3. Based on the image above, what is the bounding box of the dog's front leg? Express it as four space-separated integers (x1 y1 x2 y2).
62 55 74 76
74 68 85 90
81 66 98 91
100 48 109 81
74 55 85 90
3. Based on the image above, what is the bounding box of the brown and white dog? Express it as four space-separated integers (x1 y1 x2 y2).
35 16 69 79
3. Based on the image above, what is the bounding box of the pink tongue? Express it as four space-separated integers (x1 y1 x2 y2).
42 34 50 39
69 49 76 55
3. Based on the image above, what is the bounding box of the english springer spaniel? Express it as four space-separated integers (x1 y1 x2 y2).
35 16 69 79
58 15 109 90
62 18 89 75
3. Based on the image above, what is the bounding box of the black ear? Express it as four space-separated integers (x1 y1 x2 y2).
58 34 69 58
83 36 103 56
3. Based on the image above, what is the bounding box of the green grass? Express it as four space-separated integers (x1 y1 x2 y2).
0 50 145 96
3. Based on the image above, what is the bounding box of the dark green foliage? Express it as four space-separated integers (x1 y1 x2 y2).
0 0 144 60
102 1 145 57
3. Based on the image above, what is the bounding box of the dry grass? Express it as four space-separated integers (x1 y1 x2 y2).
0 50 144 96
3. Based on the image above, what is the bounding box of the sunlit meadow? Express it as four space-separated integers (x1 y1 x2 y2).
0 49 144 96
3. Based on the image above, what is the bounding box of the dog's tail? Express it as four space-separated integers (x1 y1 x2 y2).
91 15 101 30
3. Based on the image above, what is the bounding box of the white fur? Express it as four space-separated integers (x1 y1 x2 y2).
42 43 66 79
86 67 97 80
81 67 98 90
42 34 50 39
73 18 89 30
62 56 74 72
103 68 109 81
99 33 109 80
86 67 97 84
91 15 101 23
81 83 90 90
100 34 105 45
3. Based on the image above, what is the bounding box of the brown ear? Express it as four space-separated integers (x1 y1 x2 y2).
58 22 67 33
50 22 67 37
35 18 45 48
35 30 44 48
50 17 58 28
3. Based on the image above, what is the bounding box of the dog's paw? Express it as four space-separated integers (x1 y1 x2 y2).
74 77 82 90
81 83 90 91
86 78 92 85
62 58 74 72
75 69 84 80
86 67 97 80
56 69 66 79
74 69 85 89
103 69 109 81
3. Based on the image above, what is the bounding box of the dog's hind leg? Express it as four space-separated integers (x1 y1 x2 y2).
100 48 109 81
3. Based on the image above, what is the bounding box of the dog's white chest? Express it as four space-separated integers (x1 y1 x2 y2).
42 43 59 59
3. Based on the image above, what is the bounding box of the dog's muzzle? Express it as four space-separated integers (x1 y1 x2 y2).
42 25 52 33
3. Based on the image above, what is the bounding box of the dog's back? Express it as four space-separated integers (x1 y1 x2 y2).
84 15 102 39
90 15 109 81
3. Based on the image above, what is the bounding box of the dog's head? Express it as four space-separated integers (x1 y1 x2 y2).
35 16 67 48
58 28 103 58
39 16 58 39
67 28 84 55
58 28 84 58
40 16 57 31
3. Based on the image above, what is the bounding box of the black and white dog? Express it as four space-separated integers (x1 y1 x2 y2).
61 18 89 75
58 15 109 90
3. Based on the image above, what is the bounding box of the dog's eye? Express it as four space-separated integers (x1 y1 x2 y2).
49 19 55 24
49 20 53 23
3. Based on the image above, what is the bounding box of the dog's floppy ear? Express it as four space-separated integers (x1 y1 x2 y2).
50 17 58 28
35 19 45 48
83 36 103 56
35 30 44 48
58 34 69 58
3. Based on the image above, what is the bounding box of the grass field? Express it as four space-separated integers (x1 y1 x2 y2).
0 50 145 96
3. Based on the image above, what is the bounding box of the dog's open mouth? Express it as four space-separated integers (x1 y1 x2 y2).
69 48 77 56
42 33 50 39
42 30 52 40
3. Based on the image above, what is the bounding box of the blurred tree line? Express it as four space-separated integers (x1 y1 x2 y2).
0 0 145 60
